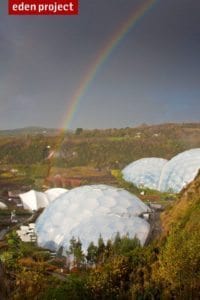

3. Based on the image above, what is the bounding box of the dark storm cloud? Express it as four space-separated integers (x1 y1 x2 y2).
0 0 200 129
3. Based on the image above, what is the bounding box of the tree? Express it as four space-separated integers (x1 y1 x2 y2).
75 128 83 135
57 246 64 258
97 235 105 263
86 242 98 265
67 237 85 269
88 255 130 299
155 229 200 298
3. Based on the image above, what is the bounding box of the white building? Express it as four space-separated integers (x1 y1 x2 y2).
16 223 37 242
19 190 49 211
19 188 68 211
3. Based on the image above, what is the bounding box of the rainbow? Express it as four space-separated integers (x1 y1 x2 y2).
61 0 157 131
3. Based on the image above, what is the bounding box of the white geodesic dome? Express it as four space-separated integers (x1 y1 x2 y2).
122 158 168 190
35 185 151 252
122 149 200 193
158 149 200 193
44 188 68 202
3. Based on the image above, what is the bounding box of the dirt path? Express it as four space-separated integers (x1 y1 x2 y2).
145 209 163 245
150 211 163 240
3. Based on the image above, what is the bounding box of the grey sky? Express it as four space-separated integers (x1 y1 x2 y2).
0 0 200 129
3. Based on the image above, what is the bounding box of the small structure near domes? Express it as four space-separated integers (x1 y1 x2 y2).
16 223 37 242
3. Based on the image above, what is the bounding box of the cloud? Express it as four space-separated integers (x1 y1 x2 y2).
0 0 199 129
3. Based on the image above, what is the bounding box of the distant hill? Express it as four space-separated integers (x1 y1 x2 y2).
0 122 200 137
0 127 60 136
0 123 200 168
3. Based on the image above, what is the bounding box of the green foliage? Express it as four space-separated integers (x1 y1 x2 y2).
88 254 131 299
0 232 21 269
111 169 140 195
32 250 51 262
27 163 49 179
1 123 198 169
164 230 199 278
113 234 141 257
66 237 85 268
75 128 83 135
41 274 90 300
86 242 98 264
0 251 16 269
1 124 200 299
156 228 200 297
153 173 200 298
13 268 48 300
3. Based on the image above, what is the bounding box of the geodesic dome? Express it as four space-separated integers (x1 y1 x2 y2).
158 149 200 192
35 185 151 252
122 158 168 190
44 188 68 202
122 149 200 193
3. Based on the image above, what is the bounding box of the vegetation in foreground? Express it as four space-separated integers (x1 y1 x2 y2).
0 172 199 299
0 123 200 299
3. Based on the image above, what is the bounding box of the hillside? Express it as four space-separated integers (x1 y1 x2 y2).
0 123 200 167
161 170 200 235
1 174 199 299
154 172 200 298
0 122 200 193
0 123 200 299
